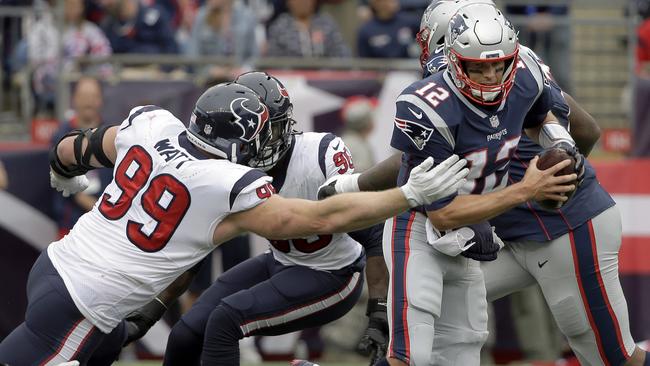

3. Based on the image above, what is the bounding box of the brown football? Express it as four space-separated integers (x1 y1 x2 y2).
535 147 577 210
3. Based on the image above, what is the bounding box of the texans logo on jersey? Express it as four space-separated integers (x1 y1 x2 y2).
395 117 434 150
230 97 270 142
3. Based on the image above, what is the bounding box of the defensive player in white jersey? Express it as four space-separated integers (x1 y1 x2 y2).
155 72 392 365
0 82 470 366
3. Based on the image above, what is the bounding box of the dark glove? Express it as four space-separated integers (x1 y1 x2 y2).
124 297 167 345
357 298 389 365
317 180 338 200
554 141 585 186
460 222 503 262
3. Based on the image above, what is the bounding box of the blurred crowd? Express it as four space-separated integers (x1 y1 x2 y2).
1 0 427 115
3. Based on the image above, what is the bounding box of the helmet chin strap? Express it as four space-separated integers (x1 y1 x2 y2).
471 88 500 102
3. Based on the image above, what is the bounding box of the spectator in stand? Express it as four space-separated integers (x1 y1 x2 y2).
50 77 112 238
11 0 112 115
102 0 178 54
357 0 419 58
0 160 8 191
504 4 572 92
185 0 258 79
266 0 350 58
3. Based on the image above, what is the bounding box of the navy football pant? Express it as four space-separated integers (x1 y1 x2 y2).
163 252 365 366
0 252 125 366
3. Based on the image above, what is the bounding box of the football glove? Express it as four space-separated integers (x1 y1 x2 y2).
124 297 167 345
554 141 585 186
317 173 360 200
357 298 388 366
460 222 504 262
401 155 468 207
426 222 478 257
50 170 89 197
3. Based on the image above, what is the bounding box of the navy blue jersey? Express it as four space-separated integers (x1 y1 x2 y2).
421 46 615 241
392 49 552 212
489 47 615 242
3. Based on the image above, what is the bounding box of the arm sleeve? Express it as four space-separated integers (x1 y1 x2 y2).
319 134 356 179
229 169 274 213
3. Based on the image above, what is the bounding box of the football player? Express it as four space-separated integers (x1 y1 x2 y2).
0 82 469 365
322 2 581 365
321 1 650 365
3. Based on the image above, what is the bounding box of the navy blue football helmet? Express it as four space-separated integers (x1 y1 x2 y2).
187 82 271 165
235 71 294 171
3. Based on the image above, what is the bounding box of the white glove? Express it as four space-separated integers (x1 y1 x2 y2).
50 170 89 197
321 173 360 194
400 155 468 207
426 220 476 256
55 361 80 366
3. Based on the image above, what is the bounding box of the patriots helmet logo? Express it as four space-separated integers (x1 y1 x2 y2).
230 97 270 142
395 117 434 150
448 13 469 45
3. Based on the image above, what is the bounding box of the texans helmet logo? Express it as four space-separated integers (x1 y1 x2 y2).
395 117 434 150
278 85 289 98
230 97 269 142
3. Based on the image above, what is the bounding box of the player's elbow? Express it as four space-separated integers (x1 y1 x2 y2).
55 136 76 167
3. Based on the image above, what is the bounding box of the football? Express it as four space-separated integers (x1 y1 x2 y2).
535 147 577 210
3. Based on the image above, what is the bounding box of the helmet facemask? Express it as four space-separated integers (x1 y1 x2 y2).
447 48 519 106
248 105 295 171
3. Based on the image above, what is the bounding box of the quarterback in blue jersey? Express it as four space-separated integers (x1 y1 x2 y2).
321 1 650 365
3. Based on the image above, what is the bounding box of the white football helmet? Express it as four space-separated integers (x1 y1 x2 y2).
417 0 496 69
444 3 519 105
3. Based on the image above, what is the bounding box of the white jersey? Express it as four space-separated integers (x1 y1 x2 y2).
269 132 363 270
47 106 272 333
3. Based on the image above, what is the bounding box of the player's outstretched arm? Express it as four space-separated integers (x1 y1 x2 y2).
427 156 577 231
358 153 402 191
318 153 402 199
217 155 468 241
564 92 601 157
